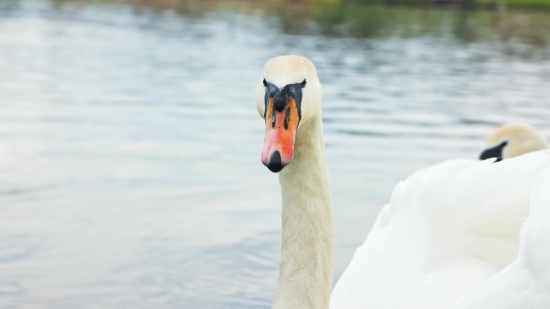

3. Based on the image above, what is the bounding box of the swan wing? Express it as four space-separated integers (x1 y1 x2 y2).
449 165 550 309
331 150 550 309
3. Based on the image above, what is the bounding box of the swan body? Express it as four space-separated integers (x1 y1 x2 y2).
449 167 550 308
331 151 550 309
256 55 550 309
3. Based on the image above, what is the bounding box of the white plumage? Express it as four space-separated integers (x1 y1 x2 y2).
449 165 550 309
331 151 550 309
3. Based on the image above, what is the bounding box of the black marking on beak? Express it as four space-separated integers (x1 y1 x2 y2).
263 80 303 126
273 90 288 113
284 107 290 130
271 107 276 128
480 141 508 161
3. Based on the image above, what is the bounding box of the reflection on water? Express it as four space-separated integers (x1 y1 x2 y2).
0 0 549 308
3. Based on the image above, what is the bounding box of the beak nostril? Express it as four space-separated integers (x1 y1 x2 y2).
284 106 290 130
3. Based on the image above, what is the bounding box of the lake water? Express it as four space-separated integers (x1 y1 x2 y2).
1 1 550 308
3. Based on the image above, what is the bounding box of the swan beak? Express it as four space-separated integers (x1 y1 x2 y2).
480 149 503 162
261 97 299 173
479 141 508 162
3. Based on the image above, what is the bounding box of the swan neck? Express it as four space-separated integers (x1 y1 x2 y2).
273 113 334 309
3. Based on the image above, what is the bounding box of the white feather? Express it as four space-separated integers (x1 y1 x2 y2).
331 150 550 309
449 161 550 309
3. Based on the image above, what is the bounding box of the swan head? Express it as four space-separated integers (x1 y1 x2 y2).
256 55 322 173
480 123 548 161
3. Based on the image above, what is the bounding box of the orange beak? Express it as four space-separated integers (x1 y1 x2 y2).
261 97 300 173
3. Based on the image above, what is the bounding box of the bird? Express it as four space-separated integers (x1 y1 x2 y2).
479 122 548 161
255 55 550 309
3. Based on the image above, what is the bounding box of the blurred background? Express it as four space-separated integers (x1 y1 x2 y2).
1 0 550 308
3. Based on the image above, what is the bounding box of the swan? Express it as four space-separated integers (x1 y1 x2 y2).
255 55 550 309
479 122 548 161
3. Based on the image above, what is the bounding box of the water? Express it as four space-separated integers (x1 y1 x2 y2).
1 1 550 308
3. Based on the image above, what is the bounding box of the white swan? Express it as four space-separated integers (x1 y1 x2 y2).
255 55 550 309
479 123 549 161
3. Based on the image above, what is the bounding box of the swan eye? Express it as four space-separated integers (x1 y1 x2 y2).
301 79 307 88
263 79 268 87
